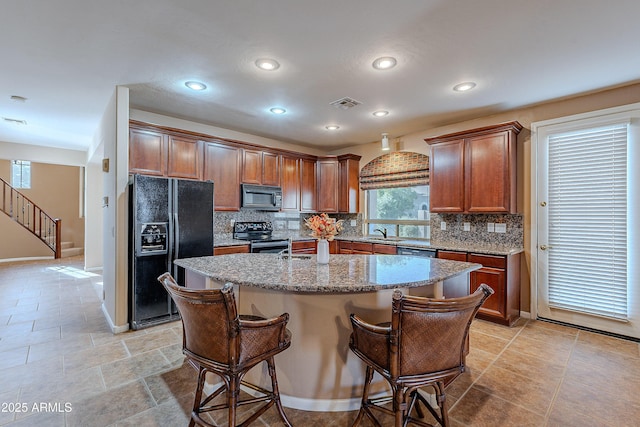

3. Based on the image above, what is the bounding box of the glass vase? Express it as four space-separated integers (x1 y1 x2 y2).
317 239 330 264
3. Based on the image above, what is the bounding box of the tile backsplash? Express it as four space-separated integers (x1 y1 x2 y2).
214 211 362 237
430 213 523 248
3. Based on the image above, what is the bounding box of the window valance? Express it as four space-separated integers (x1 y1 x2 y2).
359 152 429 190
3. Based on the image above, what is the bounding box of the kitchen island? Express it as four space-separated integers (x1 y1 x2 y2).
175 253 481 411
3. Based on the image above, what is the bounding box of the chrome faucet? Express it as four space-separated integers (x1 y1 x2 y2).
373 228 388 239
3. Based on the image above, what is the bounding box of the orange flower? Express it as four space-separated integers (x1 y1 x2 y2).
304 213 344 241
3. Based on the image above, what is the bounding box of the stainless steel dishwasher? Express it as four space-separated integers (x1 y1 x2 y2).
397 246 436 258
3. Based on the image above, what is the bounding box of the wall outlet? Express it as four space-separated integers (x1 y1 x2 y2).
275 220 286 230
230 219 235 228
495 223 507 233
487 222 495 232
441 221 447 231
463 222 471 232
350 219 357 226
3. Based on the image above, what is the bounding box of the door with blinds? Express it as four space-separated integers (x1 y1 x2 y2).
535 111 640 339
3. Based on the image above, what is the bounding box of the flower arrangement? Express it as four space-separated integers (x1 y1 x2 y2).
304 213 344 241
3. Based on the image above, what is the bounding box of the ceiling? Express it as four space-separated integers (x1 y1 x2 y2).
2 0 640 153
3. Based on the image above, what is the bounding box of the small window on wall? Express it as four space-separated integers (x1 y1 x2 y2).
12 160 31 189
365 185 430 240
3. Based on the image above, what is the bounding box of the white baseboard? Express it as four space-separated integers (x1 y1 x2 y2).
0 256 53 263
101 303 129 334
519 310 532 319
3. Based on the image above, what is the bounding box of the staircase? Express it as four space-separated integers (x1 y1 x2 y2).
1 177 63 259
61 241 84 258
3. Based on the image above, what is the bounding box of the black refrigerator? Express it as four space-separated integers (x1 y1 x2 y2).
128 174 214 330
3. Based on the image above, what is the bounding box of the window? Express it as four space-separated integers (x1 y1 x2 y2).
365 185 430 239
11 160 31 189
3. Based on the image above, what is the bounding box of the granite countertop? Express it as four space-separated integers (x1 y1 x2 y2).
213 233 522 256
175 254 481 293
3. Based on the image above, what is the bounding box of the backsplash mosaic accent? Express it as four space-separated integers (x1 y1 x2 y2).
430 213 523 248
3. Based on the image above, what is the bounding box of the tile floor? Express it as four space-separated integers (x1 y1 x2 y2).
0 256 639 426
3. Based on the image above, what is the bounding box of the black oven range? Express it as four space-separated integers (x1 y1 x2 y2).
232 221 290 253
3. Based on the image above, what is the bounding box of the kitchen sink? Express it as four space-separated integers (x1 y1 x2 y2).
367 237 403 241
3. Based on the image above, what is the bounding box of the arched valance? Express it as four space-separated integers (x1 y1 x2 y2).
359 151 429 190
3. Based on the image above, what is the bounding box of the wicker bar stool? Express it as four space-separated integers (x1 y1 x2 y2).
349 284 493 427
157 273 292 427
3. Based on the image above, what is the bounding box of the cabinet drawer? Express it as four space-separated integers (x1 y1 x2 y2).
292 240 316 253
372 244 397 254
213 245 250 255
468 253 506 269
437 250 467 262
351 242 373 253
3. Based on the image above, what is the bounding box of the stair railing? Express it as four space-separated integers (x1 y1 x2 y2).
1 177 62 258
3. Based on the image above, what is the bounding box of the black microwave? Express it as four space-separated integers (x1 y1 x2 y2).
241 184 283 211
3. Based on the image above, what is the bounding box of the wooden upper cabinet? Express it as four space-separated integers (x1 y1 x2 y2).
338 155 361 213
425 121 522 213
204 142 242 211
262 152 280 186
317 158 339 212
242 149 262 184
300 158 317 212
166 135 203 180
129 128 166 176
280 156 300 211
242 149 280 185
428 139 465 212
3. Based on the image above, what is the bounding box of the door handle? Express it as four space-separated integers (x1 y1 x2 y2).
540 245 553 250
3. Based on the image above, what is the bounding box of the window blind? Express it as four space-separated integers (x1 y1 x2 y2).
547 123 628 320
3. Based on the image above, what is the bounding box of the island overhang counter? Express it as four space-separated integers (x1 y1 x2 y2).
175 253 481 412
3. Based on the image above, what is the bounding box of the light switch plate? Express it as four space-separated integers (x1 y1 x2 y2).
463 222 471 231
441 221 447 231
495 223 507 233
350 220 357 226
487 222 495 232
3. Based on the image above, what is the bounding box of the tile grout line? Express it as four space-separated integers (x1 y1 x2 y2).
541 330 579 425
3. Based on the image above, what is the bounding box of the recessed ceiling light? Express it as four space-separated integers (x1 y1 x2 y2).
325 125 340 131
373 110 389 117
372 57 397 70
453 82 477 92
185 81 207 91
255 58 280 71
2 117 27 125
270 107 286 114
10 95 27 102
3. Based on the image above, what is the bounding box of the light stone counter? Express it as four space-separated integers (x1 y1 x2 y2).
174 253 481 412
175 253 480 293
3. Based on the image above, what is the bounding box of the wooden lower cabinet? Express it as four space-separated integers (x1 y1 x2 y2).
372 244 396 254
213 245 250 256
335 240 396 255
438 250 520 326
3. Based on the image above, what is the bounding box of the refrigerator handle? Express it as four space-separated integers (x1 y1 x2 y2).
172 211 179 277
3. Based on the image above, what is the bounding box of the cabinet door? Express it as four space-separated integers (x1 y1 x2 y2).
242 149 262 184
470 267 506 321
466 131 514 213
167 135 202 180
351 242 373 254
317 159 339 212
337 240 352 254
262 152 280 186
129 128 166 176
300 158 317 212
281 156 300 211
429 139 465 212
339 157 360 213
204 142 242 211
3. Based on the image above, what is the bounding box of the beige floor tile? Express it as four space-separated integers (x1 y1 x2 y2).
467 331 510 356
575 329 640 358
0 346 28 370
144 360 198 405
114 396 191 426
449 386 545 426
100 349 173 389
19 365 106 405
27 333 94 363
0 325 61 351
65 380 156 427
123 328 181 355
506 333 574 365
493 347 567 383
63 341 130 373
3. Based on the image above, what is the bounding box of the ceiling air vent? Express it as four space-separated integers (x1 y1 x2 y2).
330 97 362 110
3 117 28 125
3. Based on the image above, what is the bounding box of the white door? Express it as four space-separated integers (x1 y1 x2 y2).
533 106 640 339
